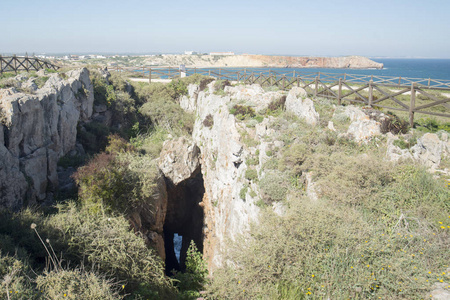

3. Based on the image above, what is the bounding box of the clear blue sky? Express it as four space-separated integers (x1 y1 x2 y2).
1 0 449 58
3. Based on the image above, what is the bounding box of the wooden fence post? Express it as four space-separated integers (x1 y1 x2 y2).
368 80 373 107
0 55 2 74
282 75 286 90
149 68 152 83
409 83 416 127
13 55 17 74
297 75 300 87
338 78 342 106
314 76 318 98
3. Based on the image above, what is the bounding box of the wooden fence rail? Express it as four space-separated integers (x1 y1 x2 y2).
0 55 60 74
111 66 450 126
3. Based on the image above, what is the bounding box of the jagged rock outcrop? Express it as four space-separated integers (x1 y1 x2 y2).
159 137 200 185
333 106 382 141
181 82 266 269
0 68 94 209
386 132 450 172
285 87 319 125
128 170 168 260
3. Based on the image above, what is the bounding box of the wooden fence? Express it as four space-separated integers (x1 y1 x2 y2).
112 66 450 126
0 55 60 74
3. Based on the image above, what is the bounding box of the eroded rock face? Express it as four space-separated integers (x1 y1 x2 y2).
180 83 287 270
128 170 168 260
386 132 450 171
285 87 319 125
159 137 200 185
0 68 94 209
333 105 382 142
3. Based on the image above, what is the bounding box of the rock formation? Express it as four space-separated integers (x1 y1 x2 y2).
0 68 93 209
114 54 383 69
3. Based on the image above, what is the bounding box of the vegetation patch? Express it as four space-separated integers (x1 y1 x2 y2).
202 114 214 127
230 104 256 120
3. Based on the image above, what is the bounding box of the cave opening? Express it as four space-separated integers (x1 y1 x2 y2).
163 167 205 275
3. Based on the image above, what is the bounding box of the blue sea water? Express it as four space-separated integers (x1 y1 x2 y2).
184 59 450 82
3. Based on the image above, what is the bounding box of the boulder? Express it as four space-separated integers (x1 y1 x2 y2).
158 137 200 185
285 87 319 125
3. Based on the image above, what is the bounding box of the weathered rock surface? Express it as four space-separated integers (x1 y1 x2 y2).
181 82 264 269
159 137 200 185
0 68 94 209
128 170 168 260
333 106 382 141
387 131 450 171
285 87 319 125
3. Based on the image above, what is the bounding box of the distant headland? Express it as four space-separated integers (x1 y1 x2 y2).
63 54 383 69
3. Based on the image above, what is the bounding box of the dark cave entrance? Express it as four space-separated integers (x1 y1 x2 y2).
163 167 205 275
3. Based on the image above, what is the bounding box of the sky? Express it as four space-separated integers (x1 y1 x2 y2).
1 0 450 58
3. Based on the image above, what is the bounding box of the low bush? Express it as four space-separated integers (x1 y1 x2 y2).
230 104 256 120
47 202 176 298
267 95 286 112
0 253 36 299
202 114 214 127
245 169 258 181
259 171 289 203
36 268 122 300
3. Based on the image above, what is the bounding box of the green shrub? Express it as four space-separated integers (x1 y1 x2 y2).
259 171 289 203
245 169 258 181
240 184 249 200
140 98 194 135
36 268 122 300
35 76 49 88
47 203 176 298
230 104 256 120
202 114 214 127
210 192 449 299
0 253 36 300
416 118 450 133
77 122 110 154
392 136 417 149
173 240 208 299
73 151 159 215
267 95 286 113
279 143 309 176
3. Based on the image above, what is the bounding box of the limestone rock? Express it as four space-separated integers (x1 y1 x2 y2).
385 133 414 162
128 170 168 259
159 137 200 185
347 118 381 141
181 83 265 270
224 84 285 111
333 105 366 122
0 68 94 209
334 106 382 141
0 143 27 209
285 87 319 125
411 133 448 170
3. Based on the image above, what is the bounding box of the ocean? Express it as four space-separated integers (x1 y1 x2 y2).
183 59 450 82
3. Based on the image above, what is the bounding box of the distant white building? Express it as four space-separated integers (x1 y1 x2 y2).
210 52 234 56
184 51 198 55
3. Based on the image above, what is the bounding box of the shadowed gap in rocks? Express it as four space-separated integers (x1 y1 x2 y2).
163 167 204 275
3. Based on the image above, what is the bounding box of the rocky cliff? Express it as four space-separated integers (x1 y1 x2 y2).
106 54 383 69
0 69 93 209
